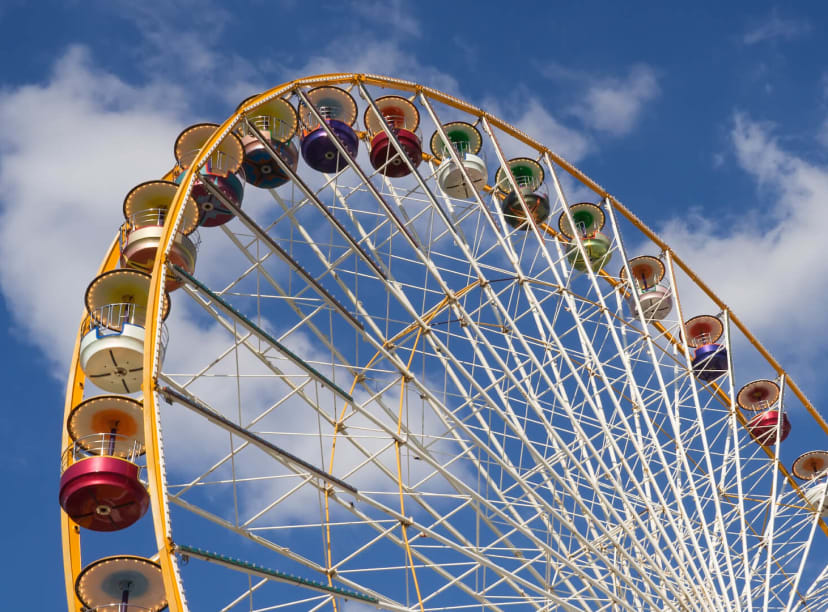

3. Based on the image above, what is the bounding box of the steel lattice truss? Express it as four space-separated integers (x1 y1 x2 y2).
71 76 828 612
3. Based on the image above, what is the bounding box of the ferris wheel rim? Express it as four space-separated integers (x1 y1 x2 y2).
60 71 828 612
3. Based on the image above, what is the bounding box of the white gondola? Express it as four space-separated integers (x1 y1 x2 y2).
792 451 828 518
619 255 673 321
79 269 169 394
430 122 487 199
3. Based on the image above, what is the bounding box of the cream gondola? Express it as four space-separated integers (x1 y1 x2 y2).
120 180 200 291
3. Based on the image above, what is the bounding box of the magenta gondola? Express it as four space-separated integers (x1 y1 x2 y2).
746 410 791 444
364 96 422 177
737 379 790 444
59 396 148 531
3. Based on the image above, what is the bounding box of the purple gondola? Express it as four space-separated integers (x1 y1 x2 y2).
685 315 728 382
299 86 359 173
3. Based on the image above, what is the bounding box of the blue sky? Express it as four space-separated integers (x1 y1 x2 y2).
2 1 828 608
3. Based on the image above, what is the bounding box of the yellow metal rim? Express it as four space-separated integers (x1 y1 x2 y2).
62 72 827 612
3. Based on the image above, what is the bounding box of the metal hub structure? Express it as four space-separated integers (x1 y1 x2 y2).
60 73 828 611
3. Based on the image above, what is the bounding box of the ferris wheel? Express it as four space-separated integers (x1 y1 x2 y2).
58 73 828 611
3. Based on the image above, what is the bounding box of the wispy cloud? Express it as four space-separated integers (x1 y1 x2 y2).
0 46 187 371
349 0 421 38
538 62 660 137
102 1 267 107
483 95 591 163
572 65 660 136
0 9 458 377
657 112 828 373
292 37 459 96
819 118 828 149
743 11 811 45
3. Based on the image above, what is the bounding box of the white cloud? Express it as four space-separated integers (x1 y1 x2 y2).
571 65 660 137
743 12 811 45
292 38 459 96
818 118 828 149
657 112 828 369
535 61 660 138
0 46 187 372
515 98 592 163
115 3 266 108
350 0 421 38
482 95 591 164
0 16 461 380
270 3 462 97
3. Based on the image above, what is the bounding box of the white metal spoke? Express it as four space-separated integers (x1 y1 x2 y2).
61 74 827 612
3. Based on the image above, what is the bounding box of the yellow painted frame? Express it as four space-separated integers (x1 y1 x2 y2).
61 72 827 611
